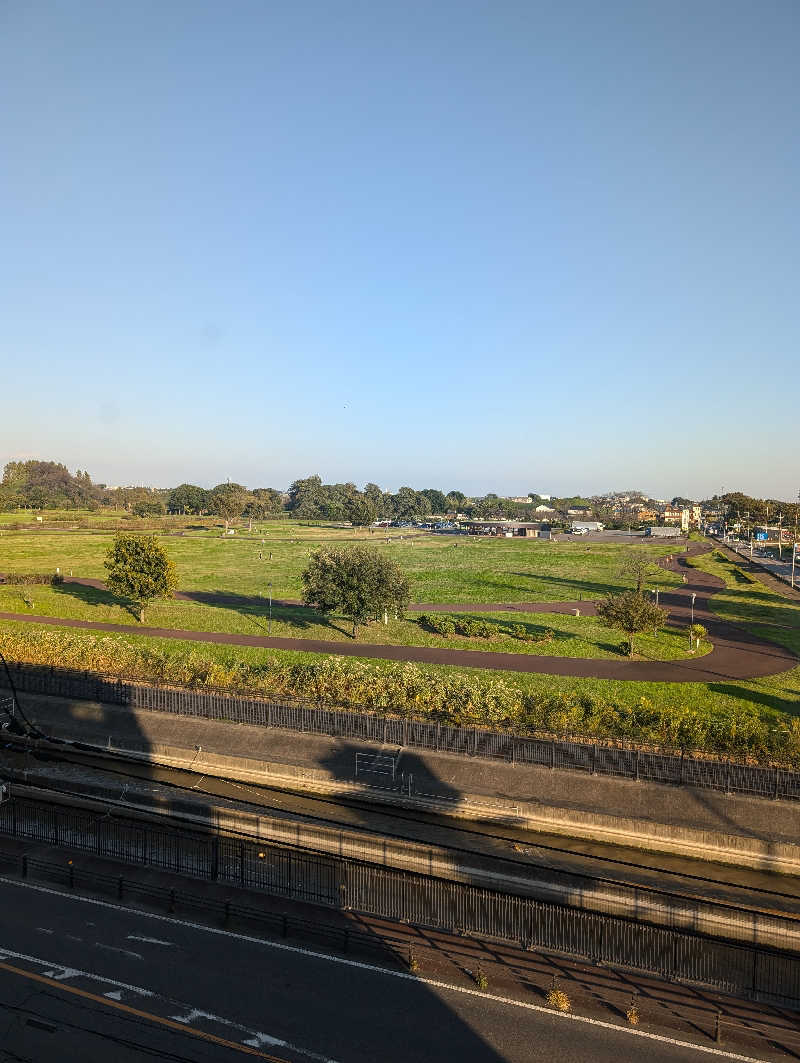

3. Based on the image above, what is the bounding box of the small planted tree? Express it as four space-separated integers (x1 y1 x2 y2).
301 546 410 638
689 623 708 652
595 591 668 657
619 550 659 593
105 534 178 621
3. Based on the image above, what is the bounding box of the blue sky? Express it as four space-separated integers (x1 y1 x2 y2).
1 0 798 499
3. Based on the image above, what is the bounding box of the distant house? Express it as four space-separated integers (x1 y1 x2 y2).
661 506 683 524
534 504 555 514
646 526 683 538
571 521 604 533
567 508 592 517
636 508 658 523
508 496 532 504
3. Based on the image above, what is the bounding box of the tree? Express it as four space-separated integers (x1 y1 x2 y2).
211 482 247 531
420 489 447 514
104 534 178 621
132 500 166 518
619 550 660 593
345 496 377 528
301 546 411 637
595 591 668 657
168 484 210 515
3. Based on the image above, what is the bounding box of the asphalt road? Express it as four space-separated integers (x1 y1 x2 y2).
0 877 771 1063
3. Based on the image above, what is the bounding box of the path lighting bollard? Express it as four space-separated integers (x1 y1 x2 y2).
691 592 696 625
268 581 273 635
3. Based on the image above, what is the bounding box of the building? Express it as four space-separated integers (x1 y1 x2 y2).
534 503 555 514
567 508 592 517
636 508 658 523
508 496 532 504
462 520 553 538
571 521 604 533
661 506 684 524
646 526 684 538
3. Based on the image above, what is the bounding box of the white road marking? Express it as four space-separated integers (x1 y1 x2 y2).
95 942 143 961
127 934 174 947
170 1007 215 1024
0 875 775 1062
0 935 339 1063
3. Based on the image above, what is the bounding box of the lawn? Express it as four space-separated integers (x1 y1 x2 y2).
0 582 699 662
0 522 683 603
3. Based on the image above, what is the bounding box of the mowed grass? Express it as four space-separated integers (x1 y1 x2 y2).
0 523 683 603
0 582 700 661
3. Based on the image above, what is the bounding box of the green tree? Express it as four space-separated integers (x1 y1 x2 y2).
104 534 178 621
132 500 166 518
301 546 411 637
619 549 659 593
595 591 668 657
211 482 247 531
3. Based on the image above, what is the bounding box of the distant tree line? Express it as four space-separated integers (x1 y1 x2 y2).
3 459 797 529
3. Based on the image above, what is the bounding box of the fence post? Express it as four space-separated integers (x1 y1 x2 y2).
211 837 219 882
404 718 409 747
436 723 441 751
725 760 733 794
550 739 556 770
592 744 598 776
473 729 479 757
774 767 781 801
635 749 640 782
714 1010 722 1044
679 750 685 785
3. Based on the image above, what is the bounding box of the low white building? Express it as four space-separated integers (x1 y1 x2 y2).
571 521 604 533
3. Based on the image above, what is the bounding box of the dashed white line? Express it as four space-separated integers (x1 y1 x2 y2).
0 874 776 1062
127 934 174 947
95 942 143 961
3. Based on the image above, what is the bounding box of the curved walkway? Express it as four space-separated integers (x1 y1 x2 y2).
0 546 796 681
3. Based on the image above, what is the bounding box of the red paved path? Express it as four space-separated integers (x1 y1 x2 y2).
1 546 796 681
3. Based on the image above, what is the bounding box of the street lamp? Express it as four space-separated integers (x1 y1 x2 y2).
690 592 696 625
268 581 273 635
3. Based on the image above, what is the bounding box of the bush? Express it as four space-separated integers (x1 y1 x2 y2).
2 573 64 585
418 614 456 637
511 623 533 641
546 977 570 1012
457 618 494 639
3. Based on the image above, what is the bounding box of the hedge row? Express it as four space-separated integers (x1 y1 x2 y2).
1 626 799 764
1 573 64 585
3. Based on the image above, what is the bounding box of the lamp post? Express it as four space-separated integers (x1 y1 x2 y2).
690 592 696 625
793 545 799 590
268 581 273 635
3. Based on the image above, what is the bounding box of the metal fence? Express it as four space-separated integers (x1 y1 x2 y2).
2 792 800 1008
6 661 799 800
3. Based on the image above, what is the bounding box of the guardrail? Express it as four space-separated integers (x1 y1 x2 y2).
5 661 799 801
2 791 800 1008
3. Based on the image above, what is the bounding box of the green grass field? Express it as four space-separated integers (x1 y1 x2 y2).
0 521 683 602
3 523 798 755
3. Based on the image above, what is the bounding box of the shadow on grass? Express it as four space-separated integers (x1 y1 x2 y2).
52 579 142 621
507 571 624 597
708 682 800 717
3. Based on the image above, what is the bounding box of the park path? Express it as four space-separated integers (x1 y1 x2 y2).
0 546 796 681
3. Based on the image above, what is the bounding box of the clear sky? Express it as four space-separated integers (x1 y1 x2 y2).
1 0 798 499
